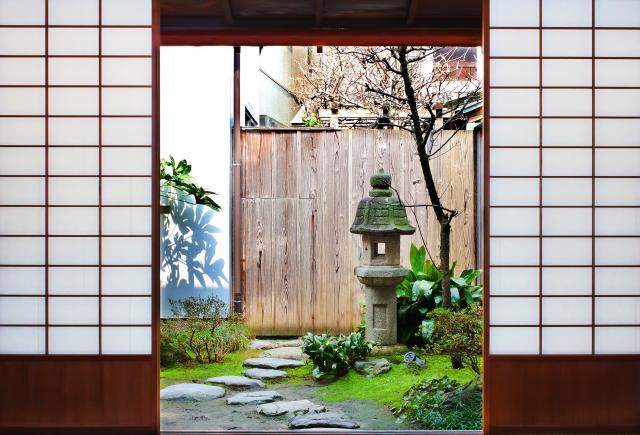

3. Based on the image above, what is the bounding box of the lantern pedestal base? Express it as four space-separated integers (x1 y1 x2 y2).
363 285 397 345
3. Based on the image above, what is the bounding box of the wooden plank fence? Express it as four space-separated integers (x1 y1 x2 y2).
241 128 476 335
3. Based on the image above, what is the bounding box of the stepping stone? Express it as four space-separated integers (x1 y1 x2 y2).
354 358 391 377
257 400 326 416
160 383 225 401
289 411 360 429
261 346 305 361
226 390 282 405
243 357 304 369
250 338 302 350
206 375 265 389
244 368 288 380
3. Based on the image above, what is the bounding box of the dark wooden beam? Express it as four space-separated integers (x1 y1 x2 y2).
407 0 421 26
231 46 243 314
221 0 234 25
315 0 324 26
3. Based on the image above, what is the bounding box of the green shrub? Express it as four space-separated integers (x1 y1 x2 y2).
160 295 251 366
396 244 482 347
301 332 372 379
395 376 482 430
161 155 221 211
429 304 482 374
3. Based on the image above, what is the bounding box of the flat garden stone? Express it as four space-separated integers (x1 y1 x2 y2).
243 357 304 369
206 376 265 389
354 358 391 377
226 390 282 405
370 343 409 356
250 338 302 350
257 400 325 416
289 411 360 429
244 368 288 380
260 346 306 361
160 383 225 401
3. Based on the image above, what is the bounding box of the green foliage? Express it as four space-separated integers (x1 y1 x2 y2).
395 376 482 430
429 304 483 375
160 295 251 366
302 113 321 127
396 243 482 347
161 155 221 211
301 332 373 379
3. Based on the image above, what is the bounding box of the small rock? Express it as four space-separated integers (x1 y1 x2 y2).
244 368 288 380
261 346 306 361
243 357 304 369
257 400 325 416
354 358 391 377
226 390 282 405
289 411 360 429
206 375 265 389
160 383 225 401
250 338 302 350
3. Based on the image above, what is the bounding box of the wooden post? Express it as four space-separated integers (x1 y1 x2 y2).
232 46 243 314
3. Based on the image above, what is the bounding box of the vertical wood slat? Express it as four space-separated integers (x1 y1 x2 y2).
242 129 476 335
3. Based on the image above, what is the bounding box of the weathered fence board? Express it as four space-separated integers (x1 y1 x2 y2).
242 129 476 335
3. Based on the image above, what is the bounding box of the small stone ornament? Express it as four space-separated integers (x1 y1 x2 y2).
403 351 426 369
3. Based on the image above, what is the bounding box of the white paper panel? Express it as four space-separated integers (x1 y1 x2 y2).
490 267 539 296
49 58 99 86
49 148 99 176
542 0 591 27
0 178 45 205
0 237 44 264
49 177 99 205
489 0 539 27
0 118 45 145
490 238 539 265
102 178 151 205
490 179 539 206
490 148 539 176
102 58 152 86
0 58 45 85
596 90 640 117
0 207 44 235
49 207 99 235
595 0 640 27
48 28 99 55
102 267 151 295
102 28 151 56
595 238 640 265
542 119 592 147
0 0 45 24
596 60 640 87
49 267 99 295
102 207 151 235
102 118 152 146
595 179 640 206
490 59 539 87
0 28 44 55
490 327 539 355
102 296 151 325
595 327 640 354
543 208 591 236
596 267 640 295
102 148 151 176
542 297 591 325
49 237 99 265
542 267 592 295
102 0 152 25
542 30 592 57
542 59 592 87
491 297 539 325
490 89 539 117
102 237 151 265
0 88 45 115
595 31 640 57
542 327 591 354
49 297 99 324
595 297 640 325
0 148 44 175
102 326 151 354
49 87 99 116
50 118 99 146
490 208 539 236
0 267 45 295
102 88 152 116
0 296 45 324
542 178 592 206
489 30 539 57
542 148 591 176
595 119 640 147
543 238 592 265
49 0 99 25
0 326 45 354
491 119 539 147
49 327 99 354
542 89 592 117
596 208 640 236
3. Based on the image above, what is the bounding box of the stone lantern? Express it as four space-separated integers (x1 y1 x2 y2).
351 169 415 345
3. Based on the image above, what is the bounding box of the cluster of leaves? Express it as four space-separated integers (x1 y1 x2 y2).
301 332 373 379
160 295 250 366
302 113 322 127
396 244 482 347
429 304 482 375
161 155 221 211
395 376 482 430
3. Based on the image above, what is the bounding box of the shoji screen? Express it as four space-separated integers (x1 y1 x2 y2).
0 0 153 356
